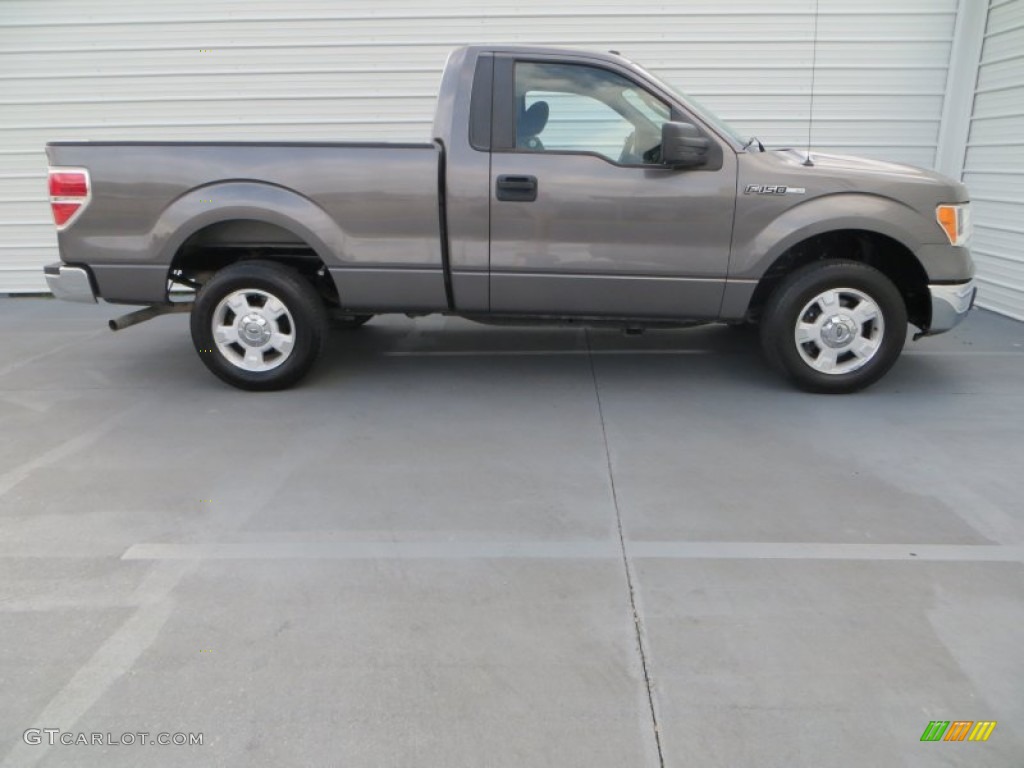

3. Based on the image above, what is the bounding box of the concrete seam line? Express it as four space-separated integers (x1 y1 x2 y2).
585 328 666 768
0 330 106 380
381 349 712 356
0 398 153 499
116 542 1024 562
0 561 194 768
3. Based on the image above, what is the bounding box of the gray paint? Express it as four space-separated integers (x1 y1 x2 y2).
433 46 493 312
731 150 971 280
327 267 449 312
47 44 975 329
46 142 448 308
488 152 735 318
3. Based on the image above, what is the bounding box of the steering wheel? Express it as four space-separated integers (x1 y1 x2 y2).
618 131 638 164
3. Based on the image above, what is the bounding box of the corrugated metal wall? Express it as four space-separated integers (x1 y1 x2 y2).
963 0 1024 321
1 0 958 293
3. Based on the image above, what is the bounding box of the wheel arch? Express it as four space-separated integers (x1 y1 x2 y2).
744 228 931 330
159 182 345 301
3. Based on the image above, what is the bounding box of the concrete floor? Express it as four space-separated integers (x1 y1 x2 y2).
0 297 1022 767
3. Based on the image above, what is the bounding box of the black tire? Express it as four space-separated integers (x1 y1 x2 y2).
759 260 907 394
190 260 327 391
329 312 373 330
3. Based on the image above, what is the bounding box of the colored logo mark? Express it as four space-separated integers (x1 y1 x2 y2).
920 721 996 742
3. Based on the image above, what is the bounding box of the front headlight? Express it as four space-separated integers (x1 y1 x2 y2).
936 203 972 246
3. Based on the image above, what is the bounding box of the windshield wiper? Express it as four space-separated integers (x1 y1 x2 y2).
742 136 765 152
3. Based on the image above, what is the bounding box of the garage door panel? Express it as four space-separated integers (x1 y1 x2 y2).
964 144 1024 170
1 96 441 129
972 253 1024 298
971 201 1024 232
988 0 1024 29
0 73 447 103
965 0 1024 319
703 94 943 120
981 27 1024 62
971 86 1024 119
967 114 1024 145
666 69 949 94
0 46 455 76
0 202 50 225
972 226 1024 256
963 171 1024 198
975 54 1024 91
972 280 1024 321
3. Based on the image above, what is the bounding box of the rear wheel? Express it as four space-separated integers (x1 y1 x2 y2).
190 260 327 391
759 260 907 393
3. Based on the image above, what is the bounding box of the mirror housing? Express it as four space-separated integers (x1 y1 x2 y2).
662 122 710 168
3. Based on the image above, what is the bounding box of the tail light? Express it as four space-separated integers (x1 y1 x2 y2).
48 167 91 229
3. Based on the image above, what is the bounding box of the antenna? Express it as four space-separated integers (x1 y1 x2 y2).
803 0 820 166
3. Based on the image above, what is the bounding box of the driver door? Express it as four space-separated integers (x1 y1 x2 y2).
488 57 736 318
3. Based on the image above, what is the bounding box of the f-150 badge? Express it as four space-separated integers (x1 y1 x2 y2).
745 184 806 195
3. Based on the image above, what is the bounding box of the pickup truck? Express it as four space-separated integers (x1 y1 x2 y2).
44 45 976 393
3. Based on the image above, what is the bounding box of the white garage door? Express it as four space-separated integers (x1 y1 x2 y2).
0 0 958 293
963 0 1024 321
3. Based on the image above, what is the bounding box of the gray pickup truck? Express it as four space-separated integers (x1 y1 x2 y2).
45 45 976 393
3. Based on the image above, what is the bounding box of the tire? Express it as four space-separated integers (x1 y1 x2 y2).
759 260 907 394
190 260 327 391
330 312 373 330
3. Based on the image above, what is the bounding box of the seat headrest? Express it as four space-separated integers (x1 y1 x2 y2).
518 101 549 139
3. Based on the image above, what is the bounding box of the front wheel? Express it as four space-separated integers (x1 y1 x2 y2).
759 260 907 393
190 260 327 391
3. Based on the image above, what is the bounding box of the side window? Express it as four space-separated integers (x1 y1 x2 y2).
513 62 672 165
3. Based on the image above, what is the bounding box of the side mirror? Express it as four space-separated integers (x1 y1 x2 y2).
662 122 710 168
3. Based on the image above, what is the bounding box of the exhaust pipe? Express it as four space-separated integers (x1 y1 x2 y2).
109 302 193 331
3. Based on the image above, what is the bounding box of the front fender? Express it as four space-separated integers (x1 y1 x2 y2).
153 181 349 266
729 192 932 280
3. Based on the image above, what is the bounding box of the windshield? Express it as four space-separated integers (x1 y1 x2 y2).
632 62 748 146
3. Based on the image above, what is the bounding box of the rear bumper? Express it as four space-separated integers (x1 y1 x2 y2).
925 279 976 335
44 262 97 303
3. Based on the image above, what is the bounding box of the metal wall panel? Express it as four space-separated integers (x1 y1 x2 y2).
963 0 1024 321
0 0 957 292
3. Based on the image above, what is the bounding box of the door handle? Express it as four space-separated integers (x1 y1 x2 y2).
496 175 538 202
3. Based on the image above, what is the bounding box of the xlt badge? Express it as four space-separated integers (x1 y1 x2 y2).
744 184 806 195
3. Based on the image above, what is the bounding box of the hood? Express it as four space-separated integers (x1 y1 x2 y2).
787 150 946 181
747 149 970 205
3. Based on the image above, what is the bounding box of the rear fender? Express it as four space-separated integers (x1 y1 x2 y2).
155 182 347 267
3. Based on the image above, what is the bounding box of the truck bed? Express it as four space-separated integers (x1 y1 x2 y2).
46 141 448 309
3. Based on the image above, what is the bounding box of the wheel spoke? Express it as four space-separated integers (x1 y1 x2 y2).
214 325 239 345
850 300 880 326
795 322 818 345
849 336 880 359
812 348 839 372
817 290 839 311
244 348 263 368
227 294 249 313
263 297 286 320
270 331 294 355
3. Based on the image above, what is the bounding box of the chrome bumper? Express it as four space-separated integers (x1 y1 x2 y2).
43 263 96 303
926 279 976 335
